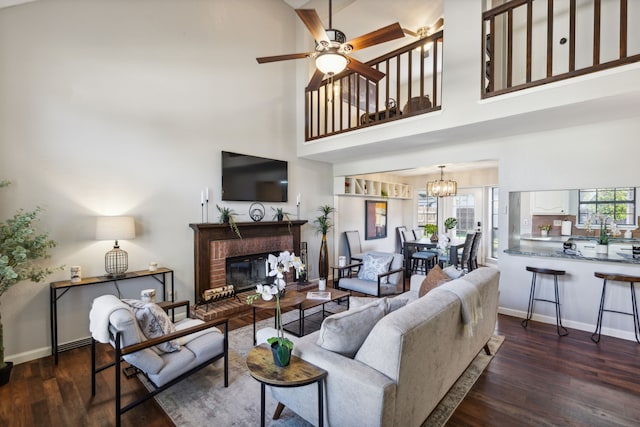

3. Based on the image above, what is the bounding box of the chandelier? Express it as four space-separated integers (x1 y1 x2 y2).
427 165 457 197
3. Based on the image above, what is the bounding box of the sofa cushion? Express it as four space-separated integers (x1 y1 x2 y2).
123 299 180 353
418 265 451 297
316 298 386 358
350 296 409 314
358 253 394 284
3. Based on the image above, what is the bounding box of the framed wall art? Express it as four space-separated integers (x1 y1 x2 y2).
365 200 387 240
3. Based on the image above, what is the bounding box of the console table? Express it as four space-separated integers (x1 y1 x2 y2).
49 267 174 364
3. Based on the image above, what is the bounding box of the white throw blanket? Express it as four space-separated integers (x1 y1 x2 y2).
437 279 483 337
89 294 130 343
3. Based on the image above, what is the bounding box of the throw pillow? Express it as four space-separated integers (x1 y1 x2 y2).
317 298 386 358
443 265 463 279
357 253 394 284
349 296 409 314
123 299 180 353
418 265 451 297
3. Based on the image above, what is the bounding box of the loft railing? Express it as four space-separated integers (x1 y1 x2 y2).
305 30 443 141
483 0 640 98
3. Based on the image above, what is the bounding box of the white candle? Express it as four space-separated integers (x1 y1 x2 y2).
297 193 301 206
205 187 209 201
201 191 204 204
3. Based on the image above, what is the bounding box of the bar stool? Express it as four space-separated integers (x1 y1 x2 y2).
521 266 568 336
591 272 640 344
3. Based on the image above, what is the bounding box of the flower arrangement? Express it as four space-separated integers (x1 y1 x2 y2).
597 216 609 245
538 224 552 232
444 217 457 230
246 251 304 366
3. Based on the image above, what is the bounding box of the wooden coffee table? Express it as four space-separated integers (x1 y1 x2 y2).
283 287 350 337
246 344 327 427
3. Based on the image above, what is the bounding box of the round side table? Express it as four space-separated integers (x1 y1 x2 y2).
246 344 327 427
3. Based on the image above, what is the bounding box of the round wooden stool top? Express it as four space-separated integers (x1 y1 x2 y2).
526 266 566 276
594 272 640 283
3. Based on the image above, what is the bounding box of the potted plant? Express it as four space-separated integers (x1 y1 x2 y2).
538 224 552 237
216 204 241 239
313 205 336 281
423 224 438 242
596 217 609 254
0 180 59 385
246 251 304 366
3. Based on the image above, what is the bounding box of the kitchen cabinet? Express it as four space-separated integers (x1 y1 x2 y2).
531 191 569 215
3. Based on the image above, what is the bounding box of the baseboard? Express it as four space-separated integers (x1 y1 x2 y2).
8 311 189 365
498 306 638 342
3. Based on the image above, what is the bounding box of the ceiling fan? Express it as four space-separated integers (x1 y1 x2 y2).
256 0 405 91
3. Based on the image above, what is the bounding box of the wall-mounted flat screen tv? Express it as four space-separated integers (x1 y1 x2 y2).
221 151 288 202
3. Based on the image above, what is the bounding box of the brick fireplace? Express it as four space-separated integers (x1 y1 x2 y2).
189 220 307 302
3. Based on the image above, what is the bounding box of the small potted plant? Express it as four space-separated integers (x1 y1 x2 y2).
271 207 290 222
538 224 551 237
423 224 438 242
216 204 241 239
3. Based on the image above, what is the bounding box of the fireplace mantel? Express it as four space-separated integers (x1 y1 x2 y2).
189 220 307 302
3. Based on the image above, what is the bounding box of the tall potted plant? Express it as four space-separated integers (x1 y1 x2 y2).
0 181 59 385
313 205 336 282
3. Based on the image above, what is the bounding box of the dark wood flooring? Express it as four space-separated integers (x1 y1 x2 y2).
2 306 640 426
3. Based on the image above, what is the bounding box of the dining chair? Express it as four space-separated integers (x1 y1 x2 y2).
397 226 408 254
345 230 364 263
469 232 482 270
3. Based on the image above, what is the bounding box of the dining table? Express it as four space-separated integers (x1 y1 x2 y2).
403 237 465 277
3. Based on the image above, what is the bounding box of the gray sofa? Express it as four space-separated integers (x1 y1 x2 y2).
257 267 500 426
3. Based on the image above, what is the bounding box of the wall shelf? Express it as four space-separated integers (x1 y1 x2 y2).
334 177 413 199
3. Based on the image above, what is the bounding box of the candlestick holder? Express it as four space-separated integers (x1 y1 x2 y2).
297 204 300 220
206 199 209 223
201 203 204 223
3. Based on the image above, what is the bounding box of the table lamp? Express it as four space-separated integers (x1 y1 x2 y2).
96 216 135 277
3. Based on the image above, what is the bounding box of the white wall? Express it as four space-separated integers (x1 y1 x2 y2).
0 0 334 363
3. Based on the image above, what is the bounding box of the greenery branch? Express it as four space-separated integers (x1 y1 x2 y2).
0 180 62 368
216 204 242 239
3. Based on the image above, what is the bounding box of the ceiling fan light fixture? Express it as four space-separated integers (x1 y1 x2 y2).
315 50 348 75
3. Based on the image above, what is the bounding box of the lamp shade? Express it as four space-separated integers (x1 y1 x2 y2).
96 216 135 241
315 51 348 75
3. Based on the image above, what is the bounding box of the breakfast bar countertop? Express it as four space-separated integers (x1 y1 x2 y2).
504 246 640 264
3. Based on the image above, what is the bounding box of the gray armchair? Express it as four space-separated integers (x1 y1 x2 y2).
90 295 228 427
337 251 404 296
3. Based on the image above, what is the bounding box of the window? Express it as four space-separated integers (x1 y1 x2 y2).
452 194 475 234
417 191 438 226
491 187 499 259
578 188 636 225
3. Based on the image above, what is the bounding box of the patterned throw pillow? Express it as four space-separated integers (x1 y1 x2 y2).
357 253 394 284
123 299 180 353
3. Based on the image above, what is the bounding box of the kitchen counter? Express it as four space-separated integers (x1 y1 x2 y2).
505 246 640 264
520 233 640 244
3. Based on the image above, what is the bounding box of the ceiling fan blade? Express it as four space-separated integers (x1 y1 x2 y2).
346 22 405 52
296 9 329 45
256 53 310 64
306 69 325 92
346 57 385 82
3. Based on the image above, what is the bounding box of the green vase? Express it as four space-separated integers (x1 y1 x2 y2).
270 342 292 367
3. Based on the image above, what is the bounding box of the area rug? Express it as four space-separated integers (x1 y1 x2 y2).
144 305 504 426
